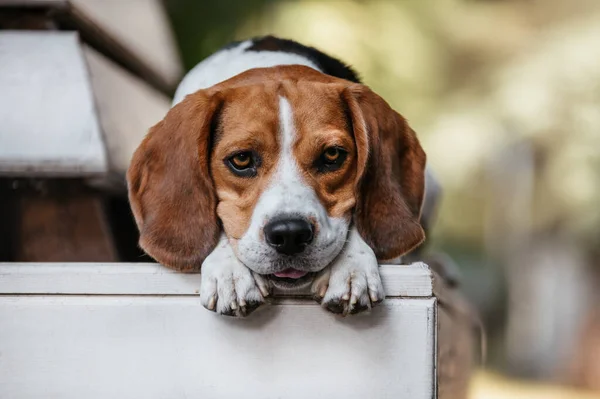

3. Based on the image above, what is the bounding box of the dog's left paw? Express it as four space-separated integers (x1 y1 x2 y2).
311 229 385 316
200 237 270 317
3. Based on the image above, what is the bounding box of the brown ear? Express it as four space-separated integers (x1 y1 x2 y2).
343 85 426 260
126 91 222 272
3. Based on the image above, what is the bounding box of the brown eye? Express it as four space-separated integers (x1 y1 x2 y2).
315 146 348 173
225 151 259 177
323 147 340 163
231 153 251 168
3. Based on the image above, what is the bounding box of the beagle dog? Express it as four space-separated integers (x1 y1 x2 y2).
127 36 439 317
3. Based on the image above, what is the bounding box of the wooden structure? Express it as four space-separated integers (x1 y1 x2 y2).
0 0 176 262
0 262 477 399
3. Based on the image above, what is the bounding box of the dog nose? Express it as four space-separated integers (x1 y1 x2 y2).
264 217 314 255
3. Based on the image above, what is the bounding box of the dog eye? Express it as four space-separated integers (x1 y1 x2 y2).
316 147 348 173
323 147 341 162
231 152 252 168
225 151 258 177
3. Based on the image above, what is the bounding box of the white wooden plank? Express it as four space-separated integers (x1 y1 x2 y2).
83 45 170 176
1 0 182 91
0 296 436 399
0 31 108 176
71 0 183 87
0 0 65 5
0 263 433 297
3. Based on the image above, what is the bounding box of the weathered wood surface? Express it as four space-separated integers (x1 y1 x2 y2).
0 263 434 297
436 288 478 399
0 31 108 176
1 0 182 92
0 1 64 5
0 263 444 399
14 197 117 262
0 179 119 262
83 45 170 178
0 31 169 180
70 0 182 89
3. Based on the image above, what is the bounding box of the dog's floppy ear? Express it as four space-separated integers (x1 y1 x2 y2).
127 91 222 272
342 84 426 260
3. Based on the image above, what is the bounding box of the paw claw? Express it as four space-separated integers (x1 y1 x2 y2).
318 286 327 298
207 296 216 311
369 291 380 304
253 272 272 297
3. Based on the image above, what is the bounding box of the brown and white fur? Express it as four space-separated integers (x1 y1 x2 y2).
127 36 439 317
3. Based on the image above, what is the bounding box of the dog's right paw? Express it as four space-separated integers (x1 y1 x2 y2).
311 227 385 316
311 247 384 316
200 238 270 317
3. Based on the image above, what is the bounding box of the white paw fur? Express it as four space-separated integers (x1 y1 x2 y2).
200 236 270 317
311 227 385 315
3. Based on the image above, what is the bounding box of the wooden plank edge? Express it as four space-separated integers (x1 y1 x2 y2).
60 2 177 94
0 31 109 177
0 262 433 297
1 0 178 93
0 0 66 6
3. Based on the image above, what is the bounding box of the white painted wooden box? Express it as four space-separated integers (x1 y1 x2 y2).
0 263 475 399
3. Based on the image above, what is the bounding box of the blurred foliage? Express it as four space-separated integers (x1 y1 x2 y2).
165 0 282 69
469 370 600 399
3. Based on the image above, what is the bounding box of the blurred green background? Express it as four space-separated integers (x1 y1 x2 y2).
163 0 600 397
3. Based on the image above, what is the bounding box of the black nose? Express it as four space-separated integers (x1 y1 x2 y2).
264 217 314 255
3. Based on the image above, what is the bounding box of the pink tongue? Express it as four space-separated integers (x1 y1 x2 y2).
273 268 308 279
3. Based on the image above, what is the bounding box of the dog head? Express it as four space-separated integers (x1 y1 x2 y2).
127 65 426 287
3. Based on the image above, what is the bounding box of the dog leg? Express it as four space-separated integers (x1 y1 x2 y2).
200 235 270 317
311 227 385 315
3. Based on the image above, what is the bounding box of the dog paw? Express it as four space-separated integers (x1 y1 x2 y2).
200 238 271 317
311 229 385 316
